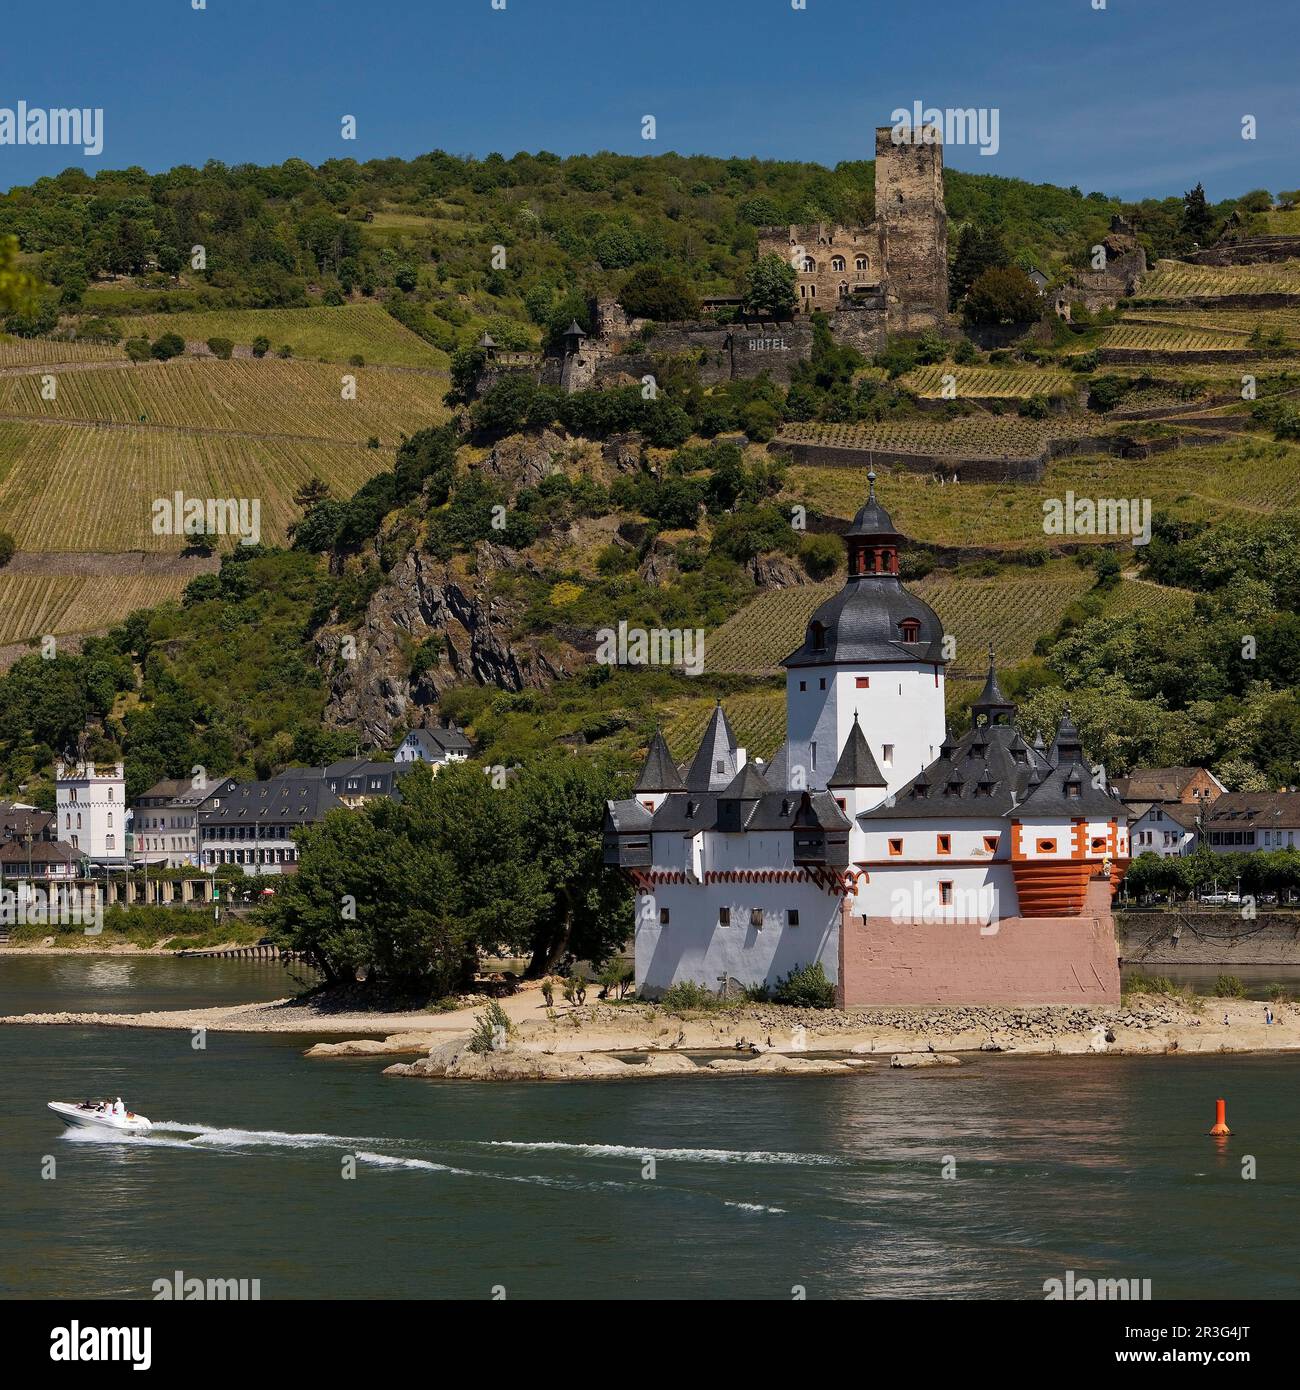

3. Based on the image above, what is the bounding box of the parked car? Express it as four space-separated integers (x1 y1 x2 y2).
1199 891 1242 906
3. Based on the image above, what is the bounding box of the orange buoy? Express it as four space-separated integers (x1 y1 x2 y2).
1209 1098 1231 1136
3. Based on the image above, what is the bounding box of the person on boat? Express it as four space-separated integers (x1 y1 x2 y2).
113 1097 124 1116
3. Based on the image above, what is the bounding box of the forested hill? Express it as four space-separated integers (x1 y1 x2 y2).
0 147 1210 351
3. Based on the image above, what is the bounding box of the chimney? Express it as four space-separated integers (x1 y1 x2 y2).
736 747 747 770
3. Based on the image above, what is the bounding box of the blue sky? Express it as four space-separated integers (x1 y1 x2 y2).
0 0 1294 199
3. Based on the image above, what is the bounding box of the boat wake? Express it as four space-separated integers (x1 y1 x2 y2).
151 1121 382 1149
63 1120 791 1214
483 1140 837 1166
62 1128 197 1150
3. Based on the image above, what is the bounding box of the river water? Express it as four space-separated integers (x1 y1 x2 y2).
2 957 1298 1300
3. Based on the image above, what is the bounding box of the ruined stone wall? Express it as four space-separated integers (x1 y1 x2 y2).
758 222 882 315
1183 236 1300 266
587 318 817 388
875 126 949 334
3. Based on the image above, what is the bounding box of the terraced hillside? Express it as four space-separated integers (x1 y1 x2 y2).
900 364 1077 399
0 336 128 367
704 565 1195 680
0 566 198 647
132 304 448 369
0 358 448 445
787 439 1300 548
0 419 387 553
776 414 1077 461
1138 258 1300 299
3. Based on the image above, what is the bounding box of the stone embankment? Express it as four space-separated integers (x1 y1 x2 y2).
1118 911 1300 966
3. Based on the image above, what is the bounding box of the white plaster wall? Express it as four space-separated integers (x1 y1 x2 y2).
784 660 945 797
858 817 1006 863
855 862 1018 925
634 882 841 995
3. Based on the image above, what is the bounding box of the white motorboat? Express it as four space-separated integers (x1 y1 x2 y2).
48 1100 152 1134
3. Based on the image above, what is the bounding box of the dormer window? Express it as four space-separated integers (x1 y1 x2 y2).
809 621 827 652
1066 781 1081 799
898 619 921 642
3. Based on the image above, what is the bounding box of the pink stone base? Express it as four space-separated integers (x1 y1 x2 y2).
838 880 1120 1007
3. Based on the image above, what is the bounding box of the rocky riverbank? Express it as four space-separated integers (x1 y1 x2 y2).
371 994 1300 1080
6 987 1299 1080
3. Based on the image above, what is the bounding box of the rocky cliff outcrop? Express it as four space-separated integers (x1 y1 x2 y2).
317 548 570 745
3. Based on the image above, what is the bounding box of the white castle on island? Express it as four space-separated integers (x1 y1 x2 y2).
605 474 1130 1006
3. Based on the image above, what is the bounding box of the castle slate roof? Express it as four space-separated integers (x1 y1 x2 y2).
1015 759 1124 820
828 716 887 788
649 793 721 833
634 731 686 793
845 471 903 540
781 577 946 668
720 761 772 802
782 474 946 669
763 742 790 792
866 720 1042 820
683 703 740 792
867 691 1125 823
605 799 653 833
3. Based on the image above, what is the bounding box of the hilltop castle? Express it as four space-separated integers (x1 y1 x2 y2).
604 474 1129 1007
515 126 951 397
757 125 949 337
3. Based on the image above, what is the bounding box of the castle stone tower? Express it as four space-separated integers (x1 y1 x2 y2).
875 125 949 333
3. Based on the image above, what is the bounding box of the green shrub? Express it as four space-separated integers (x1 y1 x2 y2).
660 979 722 1011
125 337 151 362
1215 974 1247 999
150 331 185 360
206 336 234 360
252 335 271 358
467 999 514 1054
772 961 835 1008
799 531 842 580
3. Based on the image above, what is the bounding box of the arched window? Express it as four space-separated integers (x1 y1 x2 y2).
839 281 850 298
831 255 845 272
855 255 868 271
809 621 827 652
898 619 921 642
801 256 817 272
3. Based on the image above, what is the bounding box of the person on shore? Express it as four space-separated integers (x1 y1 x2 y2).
1265 1007 1274 1026
1223 1012 1230 1026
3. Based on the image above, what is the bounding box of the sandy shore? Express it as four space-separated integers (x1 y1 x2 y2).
4 984 1300 1070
